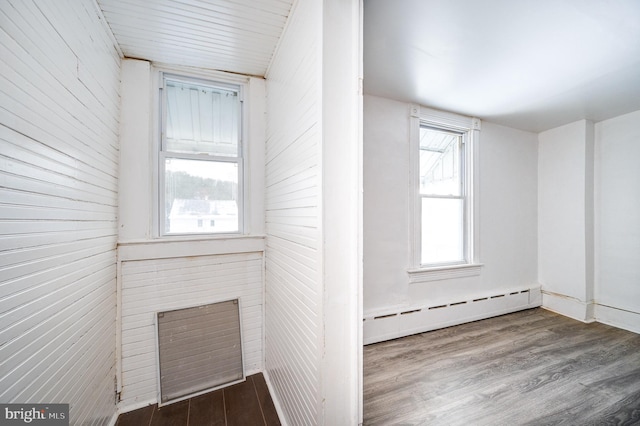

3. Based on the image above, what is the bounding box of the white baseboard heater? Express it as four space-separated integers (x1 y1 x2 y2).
155 298 245 406
364 286 542 345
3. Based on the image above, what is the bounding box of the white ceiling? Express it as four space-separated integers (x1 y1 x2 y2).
97 0 295 77
364 0 640 132
96 0 640 132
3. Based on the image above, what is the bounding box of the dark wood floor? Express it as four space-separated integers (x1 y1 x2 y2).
116 373 280 426
364 308 640 425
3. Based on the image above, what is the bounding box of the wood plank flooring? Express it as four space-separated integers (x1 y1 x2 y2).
116 373 280 426
364 308 640 425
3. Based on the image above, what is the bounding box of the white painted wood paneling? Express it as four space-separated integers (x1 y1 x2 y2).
119 252 264 411
264 0 323 424
0 0 121 425
97 0 295 77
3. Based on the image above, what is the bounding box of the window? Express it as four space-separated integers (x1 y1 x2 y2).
409 106 480 278
159 74 243 236
419 126 465 265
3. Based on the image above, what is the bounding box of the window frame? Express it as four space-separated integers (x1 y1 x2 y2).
419 125 467 266
157 72 245 237
408 105 482 281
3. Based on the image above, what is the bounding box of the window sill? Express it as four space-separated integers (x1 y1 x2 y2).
407 263 483 284
118 235 265 262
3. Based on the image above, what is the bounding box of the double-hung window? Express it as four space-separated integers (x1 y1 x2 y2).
159 74 243 236
419 125 466 265
410 106 480 278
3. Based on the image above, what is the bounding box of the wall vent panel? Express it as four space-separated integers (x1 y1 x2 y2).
156 299 244 405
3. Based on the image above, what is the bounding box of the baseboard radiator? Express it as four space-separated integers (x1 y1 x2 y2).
156 299 244 405
364 286 542 345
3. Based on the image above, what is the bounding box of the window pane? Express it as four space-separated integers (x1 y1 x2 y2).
165 79 239 157
419 127 461 196
421 197 464 265
164 158 239 234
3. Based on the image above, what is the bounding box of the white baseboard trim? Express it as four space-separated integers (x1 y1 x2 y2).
363 286 541 345
541 291 639 335
595 304 640 335
541 290 595 322
107 410 119 426
262 369 289 426
117 399 156 416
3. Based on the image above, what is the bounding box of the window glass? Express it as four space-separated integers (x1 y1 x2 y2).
160 74 242 236
419 127 461 196
421 197 464 264
164 158 239 234
419 125 466 266
165 79 240 157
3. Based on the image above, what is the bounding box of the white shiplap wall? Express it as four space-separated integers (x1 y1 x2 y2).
264 0 323 424
98 0 295 77
0 1 121 425
119 252 264 411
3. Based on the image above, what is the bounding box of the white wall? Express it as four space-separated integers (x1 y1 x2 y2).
363 96 410 309
264 0 361 424
0 1 121 424
118 59 152 240
320 0 362 423
537 113 640 333
594 110 640 332
116 60 267 411
363 95 539 334
118 246 264 410
118 60 266 242
264 0 323 423
479 121 539 290
538 120 595 320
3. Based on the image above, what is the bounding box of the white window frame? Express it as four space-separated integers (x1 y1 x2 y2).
157 71 245 237
408 105 482 283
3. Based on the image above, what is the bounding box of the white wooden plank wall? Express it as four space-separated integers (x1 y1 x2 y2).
98 0 294 76
0 0 121 425
264 1 323 424
119 252 264 410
